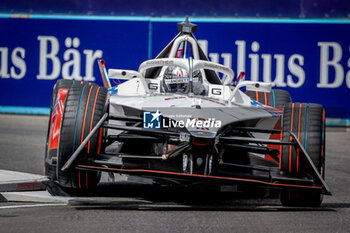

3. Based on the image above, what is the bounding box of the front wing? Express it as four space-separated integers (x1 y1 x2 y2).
62 113 331 195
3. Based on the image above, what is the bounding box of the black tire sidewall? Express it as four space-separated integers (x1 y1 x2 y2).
45 79 74 179
56 83 107 189
279 102 325 207
281 103 324 175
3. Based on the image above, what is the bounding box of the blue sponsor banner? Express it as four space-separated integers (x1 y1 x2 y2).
0 16 349 124
0 17 148 108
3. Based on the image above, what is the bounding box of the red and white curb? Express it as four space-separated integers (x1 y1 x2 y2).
1 190 71 203
0 169 70 203
0 169 47 192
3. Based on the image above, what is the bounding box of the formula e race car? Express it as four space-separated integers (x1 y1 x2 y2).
45 18 331 206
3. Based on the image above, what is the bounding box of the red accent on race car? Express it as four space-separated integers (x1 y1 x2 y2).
265 117 282 161
235 72 245 85
264 92 267 105
88 87 100 153
321 108 325 158
77 164 324 191
164 96 186 101
78 171 81 188
99 59 106 68
297 103 302 173
289 103 295 173
192 137 214 146
97 128 103 155
279 125 283 170
81 85 93 144
48 88 69 150
200 97 226 106
86 172 89 189
255 91 259 102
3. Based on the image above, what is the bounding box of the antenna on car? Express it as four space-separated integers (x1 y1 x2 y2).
188 57 194 95
177 16 197 33
98 59 112 89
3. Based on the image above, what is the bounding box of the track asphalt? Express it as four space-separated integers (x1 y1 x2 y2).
0 114 349 233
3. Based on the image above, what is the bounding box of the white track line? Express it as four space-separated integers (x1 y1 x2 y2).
0 203 67 210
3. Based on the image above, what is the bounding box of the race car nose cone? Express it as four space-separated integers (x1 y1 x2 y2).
177 16 197 33
190 131 216 146
190 131 216 139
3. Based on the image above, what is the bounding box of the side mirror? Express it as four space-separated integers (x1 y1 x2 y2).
108 69 143 80
108 69 150 94
229 81 272 101
244 81 272 93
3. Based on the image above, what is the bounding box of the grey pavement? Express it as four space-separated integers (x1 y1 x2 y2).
0 114 349 233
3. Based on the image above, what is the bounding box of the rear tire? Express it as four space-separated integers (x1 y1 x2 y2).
246 89 292 108
56 83 108 190
280 103 326 207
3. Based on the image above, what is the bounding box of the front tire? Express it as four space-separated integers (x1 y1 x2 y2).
279 103 326 207
45 79 74 180
57 83 108 190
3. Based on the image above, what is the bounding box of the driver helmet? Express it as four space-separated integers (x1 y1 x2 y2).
163 66 189 93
